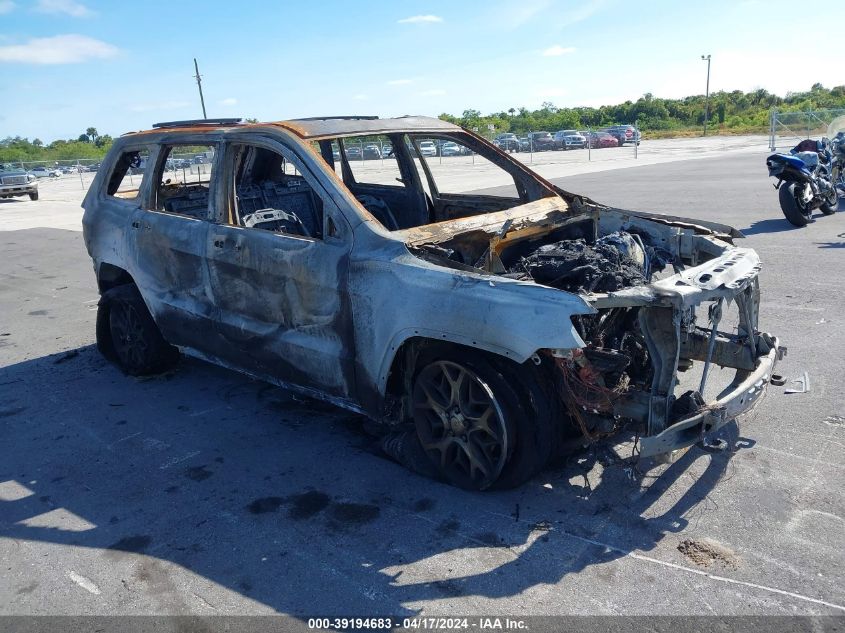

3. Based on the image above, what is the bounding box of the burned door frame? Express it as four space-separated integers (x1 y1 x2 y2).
203 133 358 402
124 139 221 351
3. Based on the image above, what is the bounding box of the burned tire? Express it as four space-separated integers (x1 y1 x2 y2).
411 349 553 490
778 183 811 227
103 285 178 375
820 187 838 215
29 191 38 201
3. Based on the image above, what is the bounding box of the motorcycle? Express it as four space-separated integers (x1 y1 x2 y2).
828 115 845 195
766 135 839 227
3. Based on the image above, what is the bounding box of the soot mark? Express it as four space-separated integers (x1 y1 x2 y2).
246 497 284 514
184 465 213 482
287 491 330 520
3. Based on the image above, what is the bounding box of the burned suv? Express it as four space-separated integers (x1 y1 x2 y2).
83 116 782 490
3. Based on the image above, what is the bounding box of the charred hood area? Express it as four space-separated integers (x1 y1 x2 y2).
404 201 775 449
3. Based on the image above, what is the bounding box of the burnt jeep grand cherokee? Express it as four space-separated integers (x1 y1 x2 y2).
83 116 783 490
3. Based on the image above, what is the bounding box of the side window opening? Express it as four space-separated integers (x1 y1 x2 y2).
230 144 324 239
106 148 150 199
153 144 216 218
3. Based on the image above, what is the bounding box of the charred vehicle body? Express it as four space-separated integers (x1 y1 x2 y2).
82 116 783 490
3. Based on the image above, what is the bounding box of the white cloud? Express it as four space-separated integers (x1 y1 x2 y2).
0 1 16 15
34 0 93 17
219 97 238 106
352 94 369 100
542 45 576 57
129 101 191 113
0 35 118 64
419 89 446 97
387 78 413 86
397 14 443 24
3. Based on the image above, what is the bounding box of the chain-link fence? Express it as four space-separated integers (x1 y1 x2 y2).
4 127 647 193
768 108 845 151
333 124 643 168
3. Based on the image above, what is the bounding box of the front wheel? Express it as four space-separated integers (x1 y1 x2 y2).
411 351 553 490
778 182 812 227
29 191 38 201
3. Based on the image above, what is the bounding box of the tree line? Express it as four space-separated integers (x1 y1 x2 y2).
438 83 845 137
0 127 113 165
3 84 845 164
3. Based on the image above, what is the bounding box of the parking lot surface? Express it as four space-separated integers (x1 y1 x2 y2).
1 148 843 617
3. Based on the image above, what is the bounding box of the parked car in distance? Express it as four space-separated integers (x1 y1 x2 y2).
345 145 363 160
0 166 39 200
518 136 531 152
29 166 61 178
553 130 587 150
363 144 382 160
528 131 556 151
603 125 641 146
493 133 521 153
380 144 393 158
418 140 438 157
585 131 619 148
440 141 464 157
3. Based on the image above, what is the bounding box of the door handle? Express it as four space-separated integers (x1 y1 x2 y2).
131 220 140 229
213 239 224 248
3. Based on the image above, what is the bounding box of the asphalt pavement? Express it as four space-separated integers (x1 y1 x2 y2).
1 151 843 618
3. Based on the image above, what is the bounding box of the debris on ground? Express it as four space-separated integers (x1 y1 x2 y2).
677 538 738 569
784 371 810 394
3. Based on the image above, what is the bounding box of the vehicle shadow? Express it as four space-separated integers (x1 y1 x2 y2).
739 217 802 235
1 345 740 616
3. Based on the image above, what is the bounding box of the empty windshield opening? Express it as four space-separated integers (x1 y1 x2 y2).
317 131 555 231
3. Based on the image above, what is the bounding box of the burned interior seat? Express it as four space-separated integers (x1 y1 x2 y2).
235 147 323 238
161 187 209 218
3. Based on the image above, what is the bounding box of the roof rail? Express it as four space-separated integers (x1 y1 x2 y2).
152 118 244 129
290 116 379 122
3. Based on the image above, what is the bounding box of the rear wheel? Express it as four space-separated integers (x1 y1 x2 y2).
778 182 812 227
411 350 554 490
820 187 838 215
105 285 179 375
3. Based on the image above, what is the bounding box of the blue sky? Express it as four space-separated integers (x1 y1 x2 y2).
1 0 843 142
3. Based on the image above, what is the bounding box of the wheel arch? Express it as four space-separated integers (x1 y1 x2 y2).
96 262 136 294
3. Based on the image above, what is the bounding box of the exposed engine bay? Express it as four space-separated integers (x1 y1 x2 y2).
404 200 783 455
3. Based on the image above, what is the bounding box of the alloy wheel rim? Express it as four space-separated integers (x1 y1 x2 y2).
412 361 508 489
112 303 148 368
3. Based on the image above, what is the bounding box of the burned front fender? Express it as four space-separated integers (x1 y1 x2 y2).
347 237 595 409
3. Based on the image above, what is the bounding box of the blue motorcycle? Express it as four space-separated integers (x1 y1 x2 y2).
766 137 839 226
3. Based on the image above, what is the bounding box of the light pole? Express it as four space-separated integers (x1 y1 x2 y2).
701 54 711 136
